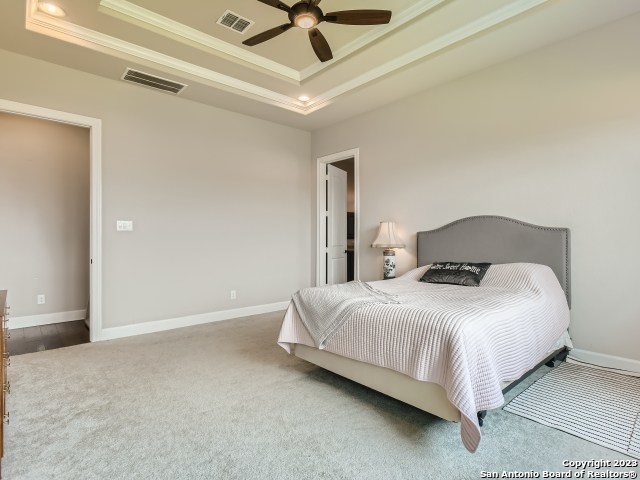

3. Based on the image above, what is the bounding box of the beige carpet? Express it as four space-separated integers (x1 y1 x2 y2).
4 312 637 479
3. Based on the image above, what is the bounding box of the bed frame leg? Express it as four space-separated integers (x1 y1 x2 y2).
477 410 487 427
557 348 569 362
545 346 569 368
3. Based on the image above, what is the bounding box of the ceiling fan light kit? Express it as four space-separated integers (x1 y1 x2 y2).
295 14 317 29
243 0 392 62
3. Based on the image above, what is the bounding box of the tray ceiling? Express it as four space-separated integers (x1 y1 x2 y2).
2 0 640 129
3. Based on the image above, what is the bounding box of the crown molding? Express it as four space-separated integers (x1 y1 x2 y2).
99 0 448 82
305 0 550 114
25 0 549 116
299 0 448 80
25 0 307 113
99 0 302 82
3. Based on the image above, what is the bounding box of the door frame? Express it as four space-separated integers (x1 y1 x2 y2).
316 148 359 287
0 99 103 342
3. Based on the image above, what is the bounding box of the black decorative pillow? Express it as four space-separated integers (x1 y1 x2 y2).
420 262 492 287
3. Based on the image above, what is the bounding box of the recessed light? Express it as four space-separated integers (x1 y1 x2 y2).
37 2 66 17
298 95 310 102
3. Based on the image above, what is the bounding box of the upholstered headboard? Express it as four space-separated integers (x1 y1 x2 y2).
417 216 571 306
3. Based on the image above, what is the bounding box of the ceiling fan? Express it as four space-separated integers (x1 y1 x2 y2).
242 0 392 62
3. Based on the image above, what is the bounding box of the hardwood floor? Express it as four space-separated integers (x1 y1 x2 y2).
7 321 89 355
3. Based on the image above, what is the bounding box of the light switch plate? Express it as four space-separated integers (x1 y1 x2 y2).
116 220 134 232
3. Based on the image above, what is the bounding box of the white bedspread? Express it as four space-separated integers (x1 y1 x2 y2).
278 263 570 453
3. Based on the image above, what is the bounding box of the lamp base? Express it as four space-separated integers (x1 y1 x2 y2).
383 249 396 280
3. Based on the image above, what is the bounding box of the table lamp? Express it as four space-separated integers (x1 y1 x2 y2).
372 221 405 279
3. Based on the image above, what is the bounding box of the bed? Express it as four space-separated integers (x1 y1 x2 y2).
278 215 571 452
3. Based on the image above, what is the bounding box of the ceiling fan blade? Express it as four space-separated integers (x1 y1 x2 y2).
308 0 322 6
308 28 333 62
242 23 293 46
257 0 291 13
323 10 392 25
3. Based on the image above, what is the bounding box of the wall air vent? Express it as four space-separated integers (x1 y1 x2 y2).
216 10 254 34
121 69 187 95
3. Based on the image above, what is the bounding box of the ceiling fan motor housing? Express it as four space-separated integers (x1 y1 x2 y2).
288 2 323 27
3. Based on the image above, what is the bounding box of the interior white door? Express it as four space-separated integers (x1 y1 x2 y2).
326 164 348 284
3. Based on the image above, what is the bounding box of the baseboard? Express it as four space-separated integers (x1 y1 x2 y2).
95 301 290 341
569 348 640 374
9 310 87 329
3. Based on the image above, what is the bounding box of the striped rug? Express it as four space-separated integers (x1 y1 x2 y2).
503 362 640 459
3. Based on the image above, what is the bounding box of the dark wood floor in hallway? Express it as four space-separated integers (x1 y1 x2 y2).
7 320 89 355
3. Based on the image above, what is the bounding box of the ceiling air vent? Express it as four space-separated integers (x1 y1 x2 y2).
216 10 254 34
121 69 187 95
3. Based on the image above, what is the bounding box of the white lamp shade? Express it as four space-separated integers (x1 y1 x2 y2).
372 221 405 248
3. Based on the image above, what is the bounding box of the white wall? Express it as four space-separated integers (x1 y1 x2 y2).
0 113 90 317
311 14 640 363
0 49 311 331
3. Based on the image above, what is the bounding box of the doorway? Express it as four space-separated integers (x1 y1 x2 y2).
316 149 359 287
0 99 102 342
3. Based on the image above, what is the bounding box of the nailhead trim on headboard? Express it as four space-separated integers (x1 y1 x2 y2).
417 216 570 307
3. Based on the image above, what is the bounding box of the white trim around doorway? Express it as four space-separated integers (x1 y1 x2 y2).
316 148 360 287
0 99 103 342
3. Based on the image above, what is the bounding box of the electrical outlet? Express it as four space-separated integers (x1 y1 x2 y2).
37 294 45 305
230 290 237 300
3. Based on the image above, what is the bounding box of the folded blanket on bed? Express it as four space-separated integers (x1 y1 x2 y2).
292 281 399 349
